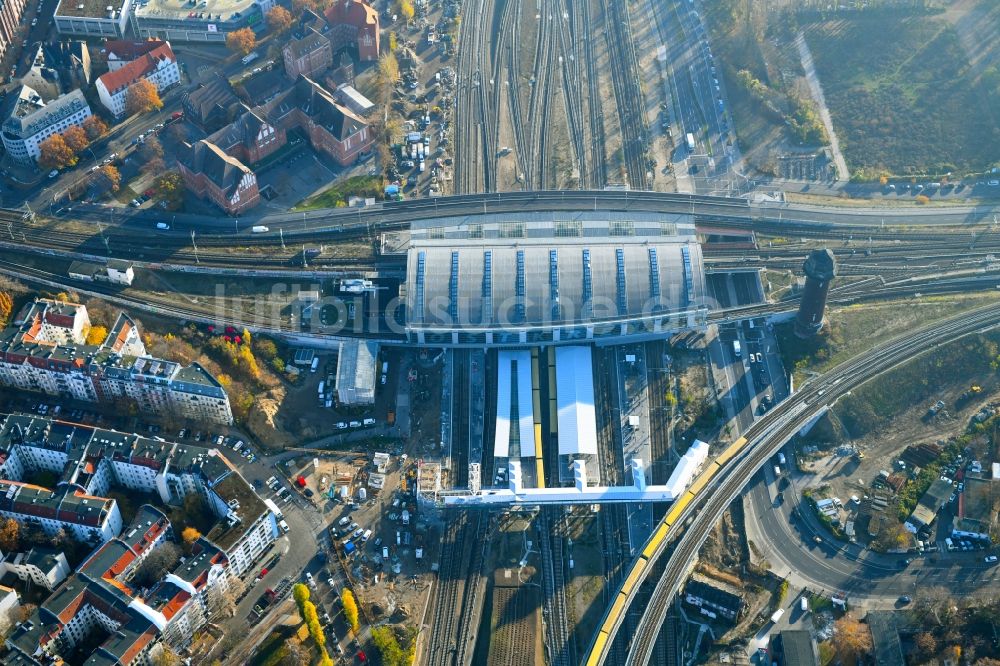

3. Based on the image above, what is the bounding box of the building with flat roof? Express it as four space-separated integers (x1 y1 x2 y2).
0 86 92 164
132 0 274 43
0 413 278 574
55 0 132 38
335 339 377 405
403 212 706 346
334 85 374 116
953 476 998 541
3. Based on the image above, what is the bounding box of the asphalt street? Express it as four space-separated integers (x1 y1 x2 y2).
744 468 1000 609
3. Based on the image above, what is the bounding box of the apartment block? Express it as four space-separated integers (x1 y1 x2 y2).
0 299 232 425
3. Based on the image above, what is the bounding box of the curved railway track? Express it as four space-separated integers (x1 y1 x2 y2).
585 301 1000 665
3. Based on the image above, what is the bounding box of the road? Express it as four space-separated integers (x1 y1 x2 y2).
744 461 1000 609
19 191 996 235
585 300 1000 666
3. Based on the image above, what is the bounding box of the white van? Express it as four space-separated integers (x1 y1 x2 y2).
279 520 290 533
770 609 784 623
362 529 372 542
800 597 808 612
382 546 389 559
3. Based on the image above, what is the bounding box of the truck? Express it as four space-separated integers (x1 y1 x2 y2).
685 132 696 152
732 340 742 357
317 380 325 395
344 540 356 555
357 487 367 501
242 52 259 65
770 609 784 623
310 358 319 373
251 225 269 233
264 498 284 521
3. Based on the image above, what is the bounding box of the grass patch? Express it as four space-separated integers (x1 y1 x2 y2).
250 627 296 666
803 15 1000 177
777 293 1000 385
292 175 384 211
835 330 1000 438
113 185 139 205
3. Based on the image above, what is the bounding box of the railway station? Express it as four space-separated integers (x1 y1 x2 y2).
401 211 709 346
401 209 756 510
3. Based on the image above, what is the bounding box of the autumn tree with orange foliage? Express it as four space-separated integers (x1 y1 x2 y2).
226 28 257 56
0 291 12 326
0 517 19 551
82 116 109 141
267 6 293 34
832 614 873 660
125 79 163 116
62 126 89 153
100 165 122 192
38 135 77 170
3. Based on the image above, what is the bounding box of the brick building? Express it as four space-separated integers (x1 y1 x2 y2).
265 75 372 165
324 0 379 61
179 76 371 213
283 10 333 79
177 140 260 215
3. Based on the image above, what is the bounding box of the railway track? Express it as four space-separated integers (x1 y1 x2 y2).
538 508 574 666
582 0 608 188
526 0 556 188
425 516 470 666
552 0 587 187
489 586 536 666
504 0 530 187
601 0 648 188
586 301 1000 665
453 0 493 194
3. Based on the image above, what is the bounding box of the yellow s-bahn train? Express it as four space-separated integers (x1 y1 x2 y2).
584 436 748 666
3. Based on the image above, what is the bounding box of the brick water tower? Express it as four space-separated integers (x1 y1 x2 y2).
794 248 837 338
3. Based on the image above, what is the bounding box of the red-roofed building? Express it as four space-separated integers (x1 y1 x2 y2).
103 39 169 71
96 42 179 118
324 0 380 61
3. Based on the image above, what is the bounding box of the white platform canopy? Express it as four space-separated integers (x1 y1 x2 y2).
555 346 598 456
494 350 534 458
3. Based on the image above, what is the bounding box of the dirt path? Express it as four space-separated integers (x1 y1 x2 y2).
795 32 849 183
